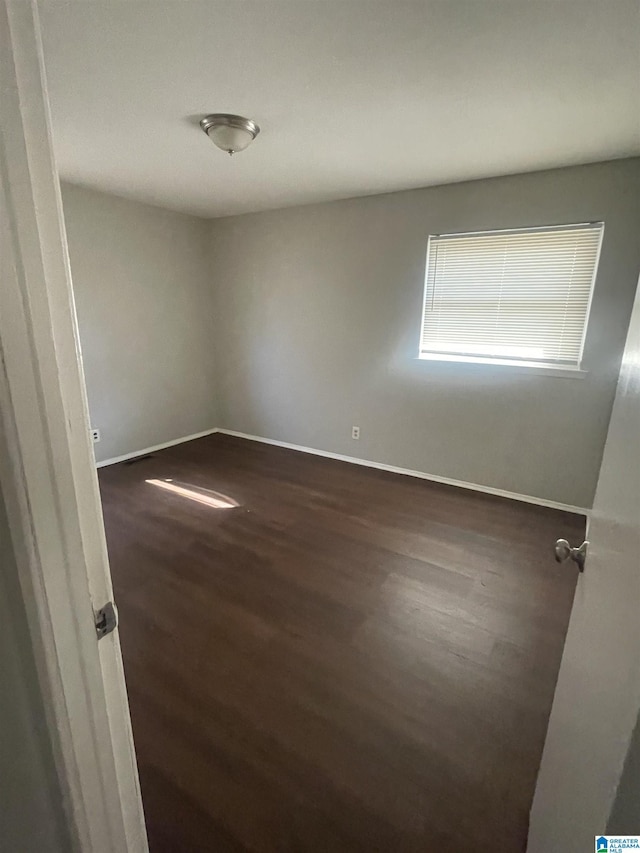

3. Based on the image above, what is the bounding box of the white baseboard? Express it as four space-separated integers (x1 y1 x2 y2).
95 428 219 468
96 425 588 515
217 428 588 516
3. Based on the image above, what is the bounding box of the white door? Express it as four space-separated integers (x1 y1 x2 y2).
0 2 147 850
528 275 640 851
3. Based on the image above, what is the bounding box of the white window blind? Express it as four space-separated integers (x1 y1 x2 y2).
420 222 604 368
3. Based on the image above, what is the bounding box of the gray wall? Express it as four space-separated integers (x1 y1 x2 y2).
0 491 70 852
61 183 218 464
208 159 640 508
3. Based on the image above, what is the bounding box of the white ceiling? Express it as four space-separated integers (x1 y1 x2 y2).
40 0 640 219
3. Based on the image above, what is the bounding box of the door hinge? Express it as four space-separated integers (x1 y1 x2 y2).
95 601 118 639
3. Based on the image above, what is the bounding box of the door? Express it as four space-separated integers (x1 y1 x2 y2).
0 2 147 850
528 275 640 851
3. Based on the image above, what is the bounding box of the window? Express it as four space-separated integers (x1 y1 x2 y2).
419 222 604 371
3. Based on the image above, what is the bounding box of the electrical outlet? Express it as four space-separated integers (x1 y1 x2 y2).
351 426 360 440
90 428 101 443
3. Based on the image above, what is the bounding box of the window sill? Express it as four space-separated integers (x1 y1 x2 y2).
415 354 588 379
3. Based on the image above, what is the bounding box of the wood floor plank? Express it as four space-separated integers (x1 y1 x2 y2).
98 433 585 852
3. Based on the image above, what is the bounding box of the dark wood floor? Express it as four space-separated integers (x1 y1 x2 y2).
99 434 584 853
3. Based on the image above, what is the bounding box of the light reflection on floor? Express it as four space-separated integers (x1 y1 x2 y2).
145 478 240 509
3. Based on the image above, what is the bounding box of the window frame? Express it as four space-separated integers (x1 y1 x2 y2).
417 222 604 378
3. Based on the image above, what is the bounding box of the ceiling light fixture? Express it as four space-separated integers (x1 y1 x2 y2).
200 114 260 156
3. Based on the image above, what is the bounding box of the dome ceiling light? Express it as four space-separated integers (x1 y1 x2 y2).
200 114 260 156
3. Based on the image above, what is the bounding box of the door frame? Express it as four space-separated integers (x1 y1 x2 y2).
0 2 147 850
